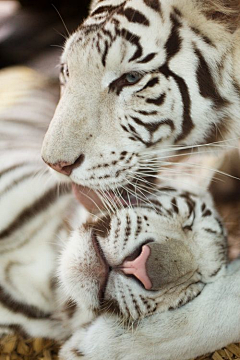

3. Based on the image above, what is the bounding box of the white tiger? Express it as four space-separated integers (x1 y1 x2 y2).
1 68 240 360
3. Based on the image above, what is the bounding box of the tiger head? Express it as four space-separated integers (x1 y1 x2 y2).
41 0 240 199
59 185 227 321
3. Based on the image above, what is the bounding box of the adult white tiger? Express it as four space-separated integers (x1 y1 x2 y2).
42 0 240 210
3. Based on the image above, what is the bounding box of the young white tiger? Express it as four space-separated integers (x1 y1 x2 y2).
1 68 240 360
59 187 240 360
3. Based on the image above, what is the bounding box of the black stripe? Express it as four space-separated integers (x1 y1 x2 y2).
180 193 196 215
146 92 166 105
191 27 215 47
165 13 182 61
136 110 158 115
102 40 109 67
0 284 51 319
130 116 175 133
143 0 162 14
159 186 176 192
209 266 222 277
0 163 26 178
202 209 212 217
137 52 156 64
138 77 159 92
0 324 27 337
171 197 179 214
194 46 229 109
0 171 40 198
91 3 126 16
172 7 182 17
121 7 149 26
102 28 114 41
0 185 70 240
159 64 194 143
204 228 217 234
120 28 143 62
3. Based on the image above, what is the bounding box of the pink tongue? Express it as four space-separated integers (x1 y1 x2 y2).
121 245 152 290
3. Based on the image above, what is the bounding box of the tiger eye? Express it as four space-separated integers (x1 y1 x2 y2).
125 72 142 84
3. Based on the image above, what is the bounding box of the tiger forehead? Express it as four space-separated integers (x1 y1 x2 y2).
66 0 168 54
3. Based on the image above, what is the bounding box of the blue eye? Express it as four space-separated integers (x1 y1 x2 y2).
125 72 142 84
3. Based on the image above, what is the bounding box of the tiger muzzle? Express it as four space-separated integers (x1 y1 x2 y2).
120 241 195 291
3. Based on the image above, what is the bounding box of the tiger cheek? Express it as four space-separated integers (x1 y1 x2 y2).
146 241 196 291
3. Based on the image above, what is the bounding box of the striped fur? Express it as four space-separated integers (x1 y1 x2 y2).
0 67 74 339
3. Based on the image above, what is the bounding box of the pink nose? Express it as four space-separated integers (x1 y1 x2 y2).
121 245 152 290
44 154 85 176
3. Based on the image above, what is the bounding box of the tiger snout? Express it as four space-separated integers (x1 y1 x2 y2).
44 154 85 176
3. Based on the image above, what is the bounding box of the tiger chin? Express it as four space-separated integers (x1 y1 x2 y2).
57 182 240 360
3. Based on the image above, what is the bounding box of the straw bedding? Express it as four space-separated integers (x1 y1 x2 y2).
0 335 240 360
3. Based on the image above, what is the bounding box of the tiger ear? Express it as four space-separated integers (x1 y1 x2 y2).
199 0 240 33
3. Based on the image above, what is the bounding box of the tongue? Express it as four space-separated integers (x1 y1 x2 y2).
72 184 104 213
72 183 137 212
122 245 152 290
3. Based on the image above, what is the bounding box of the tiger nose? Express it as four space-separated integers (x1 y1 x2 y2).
45 154 85 176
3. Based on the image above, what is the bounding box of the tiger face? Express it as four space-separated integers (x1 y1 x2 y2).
59 187 227 321
41 0 240 196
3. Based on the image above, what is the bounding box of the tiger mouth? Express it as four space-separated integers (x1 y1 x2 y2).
72 174 158 212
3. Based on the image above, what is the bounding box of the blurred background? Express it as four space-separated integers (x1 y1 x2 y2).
0 0 90 76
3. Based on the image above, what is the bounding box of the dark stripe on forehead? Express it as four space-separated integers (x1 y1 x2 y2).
121 28 143 62
159 65 194 143
0 185 70 240
120 7 150 26
137 52 156 63
143 0 162 14
194 47 229 109
0 284 51 319
91 3 126 17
